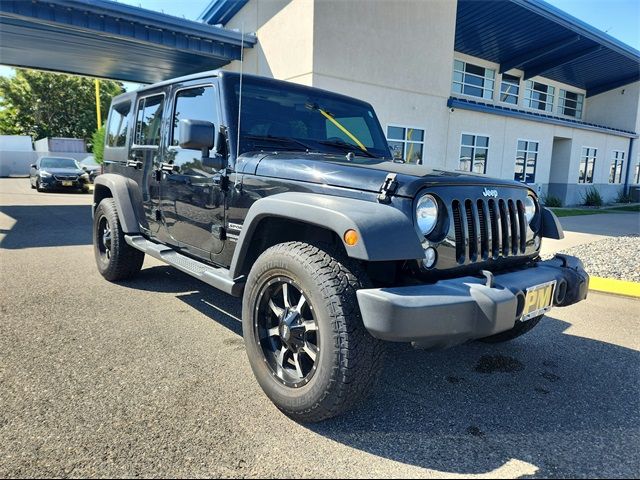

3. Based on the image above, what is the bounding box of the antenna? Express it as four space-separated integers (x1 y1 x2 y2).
236 23 245 161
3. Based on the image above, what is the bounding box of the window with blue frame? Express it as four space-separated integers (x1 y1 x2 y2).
500 74 520 105
558 89 584 119
452 60 495 100
609 150 625 183
514 140 538 183
525 81 555 112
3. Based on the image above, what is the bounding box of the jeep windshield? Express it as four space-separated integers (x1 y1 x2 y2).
228 76 392 159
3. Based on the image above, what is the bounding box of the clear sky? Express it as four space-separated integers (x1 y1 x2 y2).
0 0 638 82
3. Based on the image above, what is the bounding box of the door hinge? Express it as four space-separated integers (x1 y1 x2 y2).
377 173 398 204
212 225 227 240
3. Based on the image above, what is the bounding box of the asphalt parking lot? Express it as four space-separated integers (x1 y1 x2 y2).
1 177 639 478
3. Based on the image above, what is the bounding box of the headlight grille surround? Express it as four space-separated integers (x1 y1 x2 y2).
416 193 439 237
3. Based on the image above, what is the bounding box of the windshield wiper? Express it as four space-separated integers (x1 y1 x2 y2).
243 134 316 152
316 139 378 158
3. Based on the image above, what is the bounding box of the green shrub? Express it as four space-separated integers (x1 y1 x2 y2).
615 188 634 204
582 187 603 207
91 124 105 164
542 193 563 208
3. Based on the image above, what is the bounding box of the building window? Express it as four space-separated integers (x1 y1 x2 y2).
452 60 495 100
558 89 584 119
578 147 597 183
525 81 555 112
387 126 424 164
514 140 538 183
134 94 164 146
458 134 489 174
500 74 520 105
106 101 130 147
609 150 625 183
635 162 640 184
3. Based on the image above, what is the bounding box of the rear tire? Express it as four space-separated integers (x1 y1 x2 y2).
242 241 385 422
478 315 543 343
93 198 144 281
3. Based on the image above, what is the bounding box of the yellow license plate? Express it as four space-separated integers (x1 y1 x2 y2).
62 181 72 186
522 280 556 320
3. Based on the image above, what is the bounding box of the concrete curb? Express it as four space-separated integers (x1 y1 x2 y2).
589 277 640 298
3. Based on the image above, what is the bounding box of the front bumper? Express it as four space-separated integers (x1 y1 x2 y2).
40 176 88 189
356 255 589 349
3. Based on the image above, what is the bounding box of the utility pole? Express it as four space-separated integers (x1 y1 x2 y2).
94 78 102 127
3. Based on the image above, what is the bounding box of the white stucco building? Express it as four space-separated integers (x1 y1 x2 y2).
201 0 640 205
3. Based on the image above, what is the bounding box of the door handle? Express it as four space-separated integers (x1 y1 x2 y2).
126 158 143 169
160 162 177 173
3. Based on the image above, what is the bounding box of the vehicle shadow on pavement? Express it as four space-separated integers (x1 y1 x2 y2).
120 267 639 478
121 265 243 336
0 204 93 249
308 317 640 478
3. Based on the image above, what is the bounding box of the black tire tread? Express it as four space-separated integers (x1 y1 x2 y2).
94 198 144 281
247 241 385 423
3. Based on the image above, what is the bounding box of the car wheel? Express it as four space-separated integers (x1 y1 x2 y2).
36 179 44 192
242 241 385 423
478 314 544 343
93 198 145 281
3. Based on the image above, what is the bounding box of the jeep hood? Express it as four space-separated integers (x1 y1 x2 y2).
245 153 529 198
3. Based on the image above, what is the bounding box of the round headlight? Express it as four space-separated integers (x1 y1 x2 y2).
416 194 439 236
524 195 537 223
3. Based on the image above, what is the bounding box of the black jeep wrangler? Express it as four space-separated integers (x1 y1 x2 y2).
93 71 588 422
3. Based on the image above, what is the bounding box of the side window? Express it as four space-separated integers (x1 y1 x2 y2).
106 101 130 147
134 94 164 146
172 85 218 146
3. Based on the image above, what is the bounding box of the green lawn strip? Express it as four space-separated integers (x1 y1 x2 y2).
550 208 605 217
550 205 640 217
605 205 640 212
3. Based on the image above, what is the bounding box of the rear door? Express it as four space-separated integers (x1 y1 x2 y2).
130 91 167 238
160 80 226 259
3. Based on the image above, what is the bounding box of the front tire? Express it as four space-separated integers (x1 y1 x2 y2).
478 315 543 343
242 241 385 423
93 198 145 281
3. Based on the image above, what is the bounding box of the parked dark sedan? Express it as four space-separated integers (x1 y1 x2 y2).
79 155 102 183
30 156 90 193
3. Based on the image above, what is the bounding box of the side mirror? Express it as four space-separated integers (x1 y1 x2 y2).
82 166 88 171
30 164 37 169
178 119 214 152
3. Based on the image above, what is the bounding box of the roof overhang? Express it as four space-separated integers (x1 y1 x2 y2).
456 0 640 96
0 0 256 84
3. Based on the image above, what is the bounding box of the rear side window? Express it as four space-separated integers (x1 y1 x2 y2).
172 86 218 146
134 94 164 146
106 101 130 147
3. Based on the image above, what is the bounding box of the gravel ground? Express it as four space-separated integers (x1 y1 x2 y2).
545 235 640 282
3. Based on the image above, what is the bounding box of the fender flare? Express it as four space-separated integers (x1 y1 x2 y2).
93 174 146 234
229 192 425 278
541 207 564 240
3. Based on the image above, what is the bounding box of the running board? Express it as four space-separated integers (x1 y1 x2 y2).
125 235 244 297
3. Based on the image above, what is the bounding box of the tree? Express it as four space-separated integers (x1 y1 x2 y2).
0 69 124 146
91 125 106 164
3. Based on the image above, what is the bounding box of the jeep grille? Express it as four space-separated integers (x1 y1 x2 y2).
451 198 527 264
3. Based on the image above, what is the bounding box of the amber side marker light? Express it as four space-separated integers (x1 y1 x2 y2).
344 229 359 246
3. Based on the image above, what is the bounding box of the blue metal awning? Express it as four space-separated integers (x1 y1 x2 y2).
456 0 640 96
0 0 256 84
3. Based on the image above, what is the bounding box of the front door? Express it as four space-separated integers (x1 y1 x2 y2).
160 82 226 259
